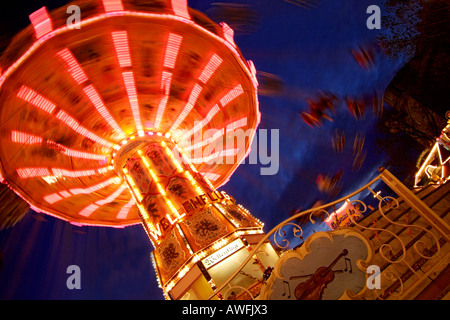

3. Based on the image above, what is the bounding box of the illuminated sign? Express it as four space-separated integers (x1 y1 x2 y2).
182 190 231 213
202 239 244 268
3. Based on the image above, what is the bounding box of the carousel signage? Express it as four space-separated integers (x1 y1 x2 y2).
202 238 244 268
181 190 231 213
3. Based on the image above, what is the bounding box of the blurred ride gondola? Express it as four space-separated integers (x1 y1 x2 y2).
299 90 339 127
332 129 346 153
351 43 375 70
346 96 366 120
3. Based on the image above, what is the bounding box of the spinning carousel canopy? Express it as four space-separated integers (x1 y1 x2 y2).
0 0 260 227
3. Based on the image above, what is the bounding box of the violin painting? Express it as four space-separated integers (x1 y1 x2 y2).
290 249 350 300
259 229 373 300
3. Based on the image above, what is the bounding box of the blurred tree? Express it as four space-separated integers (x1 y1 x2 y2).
376 0 449 180
374 106 424 187
377 0 449 61
377 0 421 60
380 94 443 147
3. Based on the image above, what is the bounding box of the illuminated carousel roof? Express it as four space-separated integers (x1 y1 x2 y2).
0 0 260 227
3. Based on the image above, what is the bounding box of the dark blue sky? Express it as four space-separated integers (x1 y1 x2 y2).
0 0 407 299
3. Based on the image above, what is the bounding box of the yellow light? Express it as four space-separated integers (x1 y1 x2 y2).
163 145 184 173
184 170 204 195
137 203 148 217
139 151 182 218
202 175 215 190
165 199 180 216
176 145 198 173
123 169 143 202
176 224 193 255
142 157 152 172
150 172 166 196
416 142 439 183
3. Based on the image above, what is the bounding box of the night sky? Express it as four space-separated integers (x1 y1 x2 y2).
0 0 407 300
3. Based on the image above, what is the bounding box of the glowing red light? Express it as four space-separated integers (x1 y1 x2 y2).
221 22 236 48
181 104 220 140
169 83 202 132
171 0 190 19
200 172 221 182
95 183 127 206
16 167 50 179
11 131 43 144
202 104 221 127
102 0 124 13
59 147 108 161
69 177 118 195
247 60 259 87
59 191 71 198
56 110 116 148
122 71 143 133
78 204 100 217
163 33 183 69
83 85 125 136
44 177 119 204
17 86 56 114
112 31 132 68
226 117 247 132
220 84 244 108
198 53 223 84
189 148 239 164
11 131 107 161
51 168 98 178
29 7 53 39
155 71 173 129
56 48 88 85
116 197 136 219
181 128 224 153
44 193 63 204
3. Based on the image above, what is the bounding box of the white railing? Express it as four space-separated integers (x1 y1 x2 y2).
207 168 450 300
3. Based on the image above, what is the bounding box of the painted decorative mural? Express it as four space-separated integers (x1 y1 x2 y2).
154 230 186 279
183 207 228 247
260 228 374 300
